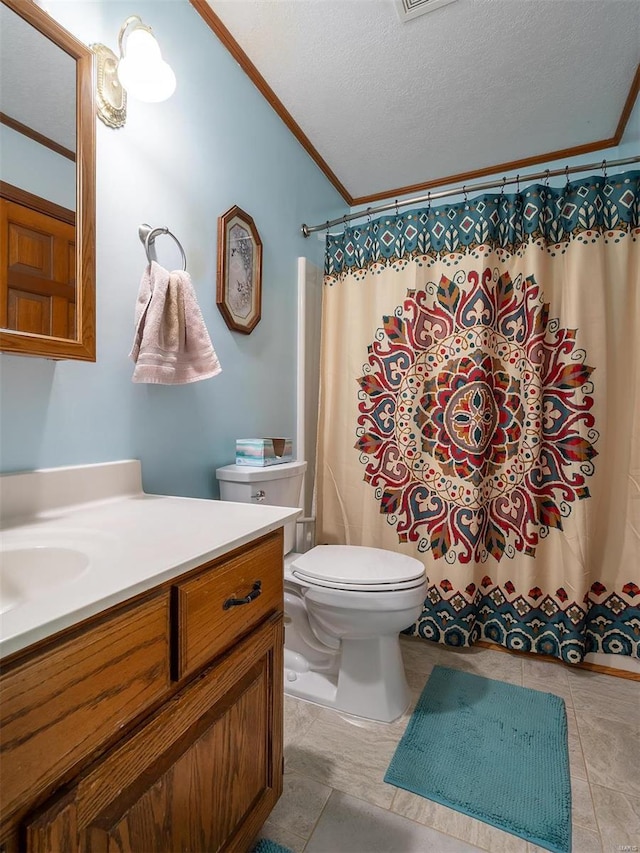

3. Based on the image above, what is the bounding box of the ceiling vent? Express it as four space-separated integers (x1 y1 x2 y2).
395 0 459 22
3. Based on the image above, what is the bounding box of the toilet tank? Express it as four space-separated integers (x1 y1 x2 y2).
215 460 307 555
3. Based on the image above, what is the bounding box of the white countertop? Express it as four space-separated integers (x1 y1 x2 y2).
0 462 299 658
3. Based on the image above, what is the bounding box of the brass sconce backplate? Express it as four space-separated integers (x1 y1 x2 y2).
92 42 126 128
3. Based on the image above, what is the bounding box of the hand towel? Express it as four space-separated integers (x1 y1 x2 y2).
129 261 222 384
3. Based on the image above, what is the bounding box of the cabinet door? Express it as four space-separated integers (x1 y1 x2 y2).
24 614 284 853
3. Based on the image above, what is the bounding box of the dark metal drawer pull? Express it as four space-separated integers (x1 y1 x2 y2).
223 581 262 610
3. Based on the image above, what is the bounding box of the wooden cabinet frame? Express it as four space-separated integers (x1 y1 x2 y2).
0 0 95 361
0 530 285 853
25 617 284 853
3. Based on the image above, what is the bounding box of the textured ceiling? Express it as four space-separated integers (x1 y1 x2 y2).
207 0 639 201
0 2 76 152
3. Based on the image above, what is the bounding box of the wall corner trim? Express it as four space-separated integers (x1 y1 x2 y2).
189 0 353 205
189 7 640 207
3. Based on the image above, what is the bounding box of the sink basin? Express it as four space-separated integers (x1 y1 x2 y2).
0 546 90 614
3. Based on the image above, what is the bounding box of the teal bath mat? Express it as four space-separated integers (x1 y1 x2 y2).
385 666 571 853
252 840 294 853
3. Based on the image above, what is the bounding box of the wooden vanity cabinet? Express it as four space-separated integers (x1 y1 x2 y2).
0 529 284 853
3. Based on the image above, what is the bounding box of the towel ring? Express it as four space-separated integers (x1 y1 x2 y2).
139 224 187 271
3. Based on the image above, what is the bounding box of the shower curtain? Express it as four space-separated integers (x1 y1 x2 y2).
316 170 640 663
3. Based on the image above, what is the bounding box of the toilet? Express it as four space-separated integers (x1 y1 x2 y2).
215 460 427 722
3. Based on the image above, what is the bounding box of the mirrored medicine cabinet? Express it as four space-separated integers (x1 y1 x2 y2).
0 0 95 360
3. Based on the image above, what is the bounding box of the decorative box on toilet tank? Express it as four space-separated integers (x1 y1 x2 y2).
235 438 293 467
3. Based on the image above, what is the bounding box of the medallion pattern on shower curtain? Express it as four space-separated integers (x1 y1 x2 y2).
356 268 597 564
317 171 640 663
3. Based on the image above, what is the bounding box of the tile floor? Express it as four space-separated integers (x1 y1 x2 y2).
259 637 640 853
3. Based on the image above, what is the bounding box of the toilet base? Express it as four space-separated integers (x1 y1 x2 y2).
284 634 411 723
284 657 339 708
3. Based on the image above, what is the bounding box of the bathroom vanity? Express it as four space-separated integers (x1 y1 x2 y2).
0 461 298 853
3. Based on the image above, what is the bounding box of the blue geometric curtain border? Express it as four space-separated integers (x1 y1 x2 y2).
405 580 640 664
325 170 640 281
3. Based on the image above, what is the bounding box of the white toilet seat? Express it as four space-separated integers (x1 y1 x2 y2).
288 545 425 592
291 573 425 592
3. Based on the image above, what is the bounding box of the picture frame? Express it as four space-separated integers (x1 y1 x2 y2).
216 205 262 334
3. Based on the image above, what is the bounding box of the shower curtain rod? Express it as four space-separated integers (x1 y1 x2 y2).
300 155 640 237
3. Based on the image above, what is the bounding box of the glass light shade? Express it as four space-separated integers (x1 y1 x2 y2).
117 27 176 103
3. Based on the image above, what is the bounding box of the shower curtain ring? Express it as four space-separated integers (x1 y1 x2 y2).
463 185 468 207
544 169 550 188
516 174 520 194
500 177 506 196
426 191 432 212
601 159 608 182
395 199 399 217
367 207 372 225
564 165 571 193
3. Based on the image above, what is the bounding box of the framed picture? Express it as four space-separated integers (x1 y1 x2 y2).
216 205 262 334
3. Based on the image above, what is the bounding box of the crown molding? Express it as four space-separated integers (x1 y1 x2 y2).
353 61 640 205
0 112 75 162
190 5 639 208
353 136 627 206
614 61 640 143
189 0 353 205
0 180 75 225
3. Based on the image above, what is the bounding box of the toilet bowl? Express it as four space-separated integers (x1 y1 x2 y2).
215 461 427 723
284 545 426 721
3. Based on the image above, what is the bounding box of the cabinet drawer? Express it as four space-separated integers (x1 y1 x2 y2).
0 594 170 823
172 530 283 680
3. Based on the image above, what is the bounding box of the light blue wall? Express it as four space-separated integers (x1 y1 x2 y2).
0 124 76 210
0 0 346 497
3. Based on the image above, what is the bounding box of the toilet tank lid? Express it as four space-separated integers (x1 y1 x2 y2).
215 460 307 482
290 545 425 585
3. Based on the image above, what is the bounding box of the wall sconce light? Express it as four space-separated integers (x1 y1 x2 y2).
92 16 176 129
